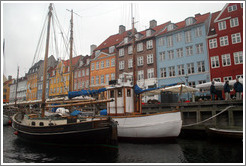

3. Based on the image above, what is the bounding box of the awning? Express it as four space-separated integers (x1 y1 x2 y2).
196 81 224 90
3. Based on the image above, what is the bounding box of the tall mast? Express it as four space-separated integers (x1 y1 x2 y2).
14 66 19 107
69 10 74 92
131 3 138 113
41 3 53 117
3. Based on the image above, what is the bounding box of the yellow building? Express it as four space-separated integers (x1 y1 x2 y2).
49 56 82 98
90 52 116 89
3 76 14 103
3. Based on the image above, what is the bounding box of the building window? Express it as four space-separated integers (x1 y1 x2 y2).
86 69 89 76
198 80 206 84
160 68 166 78
137 70 144 80
230 17 239 28
228 4 237 12
218 21 226 31
196 43 204 54
91 76 94 85
195 27 202 37
187 63 195 74
111 73 115 80
124 37 128 44
106 60 110 67
177 48 183 58
213 78 221 82
211 56 220 68
167 35 173 47
147 54 154 64
119 61 125 70
95 50 100 57
188 81 196 88
100 61 104 69
128 59 133 68
222 54 231 66
186 46 193 56
209 38 217 49
168 50 174 60
185 18 194 26
91 63 94 70
119 48 124 57
105 74 109 84
159 37 165 46
96 62 99 70
223 76 232 82
86 80 89 88
220 36 229 46
146 40 153 49
177 64 185 76
111 58 115 67
82 82 85 88
159 51 165 61
185 30 192 43
233 51 243 64
231 33 241 44
137 42 143 52
176 33 182 42
240 3 243 8
128 45 133 54
147 68 154 79
109 46 115 53
82 70 85 77
96 76 99 84
78 71 81 77
146 29 152 37
236 75 243 79
137 56 144 66
167 24 174 31
101 75 104 84
197 61 205 73
169 66 175 77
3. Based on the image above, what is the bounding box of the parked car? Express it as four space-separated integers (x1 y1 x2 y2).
147 99 160 104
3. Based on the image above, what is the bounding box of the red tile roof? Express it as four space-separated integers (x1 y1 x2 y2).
208 11 221 36
63 55 82 67
158 12 210 36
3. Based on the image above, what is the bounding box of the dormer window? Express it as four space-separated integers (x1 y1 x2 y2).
52 70 56 76
146 29 152 37
135 33 140 40
167 24 174 31
109 46 115 53
228 4 237 12
86 59 90 65
185 17 195 26
95 50 100 57
79 60 84 67
124 37 129 44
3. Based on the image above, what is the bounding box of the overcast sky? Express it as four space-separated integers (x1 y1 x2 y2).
2 1 228 79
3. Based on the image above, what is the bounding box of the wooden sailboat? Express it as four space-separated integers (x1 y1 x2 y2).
11 3 118 146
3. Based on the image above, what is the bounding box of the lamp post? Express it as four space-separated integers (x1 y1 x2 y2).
185 74 190 101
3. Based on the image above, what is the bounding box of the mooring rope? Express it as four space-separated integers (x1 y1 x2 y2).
182 105 235 127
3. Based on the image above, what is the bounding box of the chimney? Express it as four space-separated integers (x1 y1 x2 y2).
90 44 97 55
8 75 12 80
195 13 201 17
119 25 126 34
149 20 157 29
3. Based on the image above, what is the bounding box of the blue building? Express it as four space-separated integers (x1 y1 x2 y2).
156 13 211 101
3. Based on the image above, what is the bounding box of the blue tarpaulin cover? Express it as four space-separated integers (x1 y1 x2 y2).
70 110 82 116
134 83 179 95
51 103 60 112
68 88 107 99
100 109 107 115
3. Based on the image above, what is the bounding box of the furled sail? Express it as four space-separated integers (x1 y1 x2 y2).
68 88 107 99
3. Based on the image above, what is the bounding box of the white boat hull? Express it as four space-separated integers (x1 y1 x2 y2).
112 111 182 138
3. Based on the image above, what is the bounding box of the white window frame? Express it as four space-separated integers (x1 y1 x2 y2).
233 51 243 64
101 61 104 69
185 30 192 43
220 36 229 46
137 70 144 80
167 35 173 47
147 68 154 79
231 33 241 44
213 78 221 82
187 63 195 74
230 17 239 28
177 64 185 76
111 73 115 80
176 33 182 42
196 43 204 54
228 4 237 12
211 56 220 68
109 46 115 54
223 76 232 82
159 37 165 46
91 76 94 85
168 50 174 60
137 56 144 66
218 21 227 31
169 66 175 77
119 48 124 57
209 38 217 49
111 58 115 67
128 59 133 68
101 75 104 84
160 68 166 78
91 63 94 71
197 61 205 73
86 69 89 76
195 27 202 37
106 60 110 67
137 42 143 52
146 40 153 49
222 53 231 66
177 48 183 58
119 61 125 70
186 46 193 56
147 54 154 64
236 75 243 79
159 51 165 61
128 45 133 54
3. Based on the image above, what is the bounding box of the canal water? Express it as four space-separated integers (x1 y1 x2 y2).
2 125 243 163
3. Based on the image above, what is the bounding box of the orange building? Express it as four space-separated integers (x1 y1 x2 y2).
49 56 82 98
90 52 116 91
3 76 14 103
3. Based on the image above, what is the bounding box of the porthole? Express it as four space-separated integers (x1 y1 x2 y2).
39 122 44 126
31 122 36 126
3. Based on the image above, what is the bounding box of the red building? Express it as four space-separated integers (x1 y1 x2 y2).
207 3 243 82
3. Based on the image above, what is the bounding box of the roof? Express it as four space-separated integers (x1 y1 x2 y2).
158 12 210 36
63 55 82 67
207 11 221 36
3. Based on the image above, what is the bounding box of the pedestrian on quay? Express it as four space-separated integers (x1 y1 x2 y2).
210 81 216 100
224 80 231 100
233 78 243 100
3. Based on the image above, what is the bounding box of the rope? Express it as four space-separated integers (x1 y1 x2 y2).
182 105 235 127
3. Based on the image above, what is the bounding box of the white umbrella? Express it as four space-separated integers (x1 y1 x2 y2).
162 84 199 93
196 81 224 90
228 78 243 86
